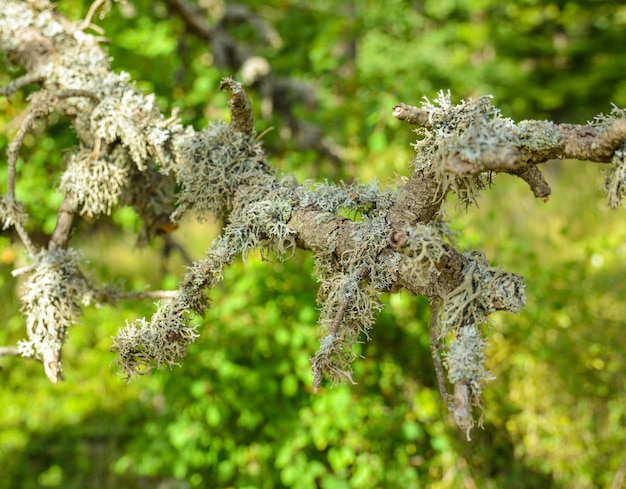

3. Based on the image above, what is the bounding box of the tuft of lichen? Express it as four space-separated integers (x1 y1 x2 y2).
604 142 626 209
444 323 493 402
172 121 270 220
435 251 525 436
111 299 199 380
398 223 448 285
17 249 90 383
60 146 129 218
310 214 393 390
111 231 239 379
296 179 395 216
0 195 28 229
413 91 518 209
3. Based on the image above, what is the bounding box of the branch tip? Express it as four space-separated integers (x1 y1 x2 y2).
220 77 255 135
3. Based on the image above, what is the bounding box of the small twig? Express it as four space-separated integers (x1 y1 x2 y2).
445 118 626 175
0 346 20 357
509 165 551 202
7 110 38 200
11 264 37 277
48 193 78 251
76 0 109 32
57 88 100 103
97 289 178 303
13 220 38 256
220 77 255 136
254 126 274 143
0 73 43 98
392 103 432 128
429 300 449 402
165 0 215 43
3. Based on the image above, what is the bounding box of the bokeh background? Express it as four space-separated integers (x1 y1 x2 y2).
1 1 626 487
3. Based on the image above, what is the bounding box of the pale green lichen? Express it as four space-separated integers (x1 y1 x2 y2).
398 223 448 285
604 142 626 209
172 121 270 220
413 91 519 210
0 195 28 230
60 146 129 218
17 249 90 383
111 299 199 380
436 251 525 436
443 323 493 399
311 214 393 389
295 179 394 216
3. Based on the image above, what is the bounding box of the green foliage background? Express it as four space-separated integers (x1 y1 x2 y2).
1 0 625 487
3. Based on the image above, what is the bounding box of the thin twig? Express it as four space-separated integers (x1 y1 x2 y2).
76 0 108 32
392 103 432 128
102 290 178 302
48 194 78 251
7 110 38 200
429 300 449 402
11 264 36 277
0 346 20 357
0 73 43 98
13 220 38 256
508 165 551 202
57 89 100 103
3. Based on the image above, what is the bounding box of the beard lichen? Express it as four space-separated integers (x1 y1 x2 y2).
413 91 519 210
398 223 448 285
60 145 129 219
604 141 626 209
310 214 393 390
435 251 525 438
17 249 90 383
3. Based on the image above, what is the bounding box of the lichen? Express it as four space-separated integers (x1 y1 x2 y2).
435 251 525 436
172 121 270 220
0 195 28 229
111 299 199 380
60 146 129 218
604 142 626 209
398 223 448 285
17 249 89 383
413 91 518 210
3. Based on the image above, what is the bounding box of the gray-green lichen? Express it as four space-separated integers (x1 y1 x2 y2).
398 223 448 285
111 299 199 380
0 195 28 229
172 121 270 220
436 251 525 435
590 106 626 208
111 231 239 379
516 119 561 152
311 214 393 389
605 142 626 208
17 249 90 383
413 91 519 209
60 146 129 218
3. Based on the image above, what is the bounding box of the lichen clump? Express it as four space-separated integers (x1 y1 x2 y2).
17 249 90 383
414 91 518 209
